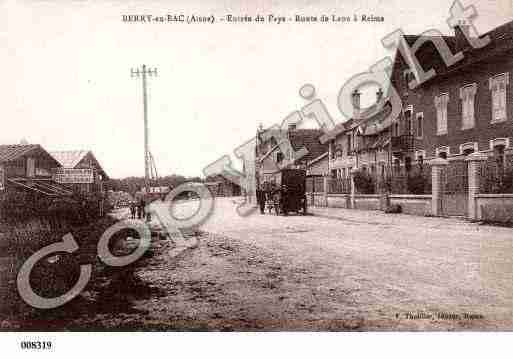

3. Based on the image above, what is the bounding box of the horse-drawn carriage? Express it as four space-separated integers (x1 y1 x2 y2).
261 169 307 216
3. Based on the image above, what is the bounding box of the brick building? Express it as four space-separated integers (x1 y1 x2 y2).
323 20 513 197
327 90 393 185
389 20 513 165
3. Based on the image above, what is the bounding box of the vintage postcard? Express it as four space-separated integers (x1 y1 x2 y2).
1 0 513 356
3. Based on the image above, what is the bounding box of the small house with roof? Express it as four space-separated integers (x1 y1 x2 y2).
50 150 108 195
0 144 73 197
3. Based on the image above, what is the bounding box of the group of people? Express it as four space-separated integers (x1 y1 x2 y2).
129 199 147 220
256 182 284 214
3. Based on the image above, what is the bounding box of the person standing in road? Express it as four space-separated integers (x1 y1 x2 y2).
256 184 266 214
139 199 146 221
130 202 136 219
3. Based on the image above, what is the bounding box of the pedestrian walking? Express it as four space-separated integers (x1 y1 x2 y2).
256 185 266 214
130 202 136 219
139 199 146 221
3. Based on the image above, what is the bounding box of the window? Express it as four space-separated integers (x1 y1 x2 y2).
460 84 477 129
346 134 352 153
331 169 337 178
276 152 284 163
393 122 399 137
416 112 424 138
490 73 509 123
435 93 449 135
404 108 413 135
493 145 506 178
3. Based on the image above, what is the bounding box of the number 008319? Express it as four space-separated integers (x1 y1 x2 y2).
20 341 52 350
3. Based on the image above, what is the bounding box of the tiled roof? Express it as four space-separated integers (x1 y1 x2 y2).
288 129 329 164
358 101 394 136
49 150 89 168
0 144 61 168
400 19 513 83
0 144 42 162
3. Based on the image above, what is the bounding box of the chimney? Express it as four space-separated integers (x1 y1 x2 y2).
351 89 361 118
288 123 297 131
376 88 384 103
453 19 470 51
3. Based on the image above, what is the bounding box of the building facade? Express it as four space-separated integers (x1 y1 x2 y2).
389 20 513 165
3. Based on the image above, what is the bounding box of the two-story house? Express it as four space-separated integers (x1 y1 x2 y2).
327 89 395 191
389 20 513 171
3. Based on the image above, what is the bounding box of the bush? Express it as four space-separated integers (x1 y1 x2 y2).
0 190 105 226
481 167 513 194
353 170 375 194
407 173 430 194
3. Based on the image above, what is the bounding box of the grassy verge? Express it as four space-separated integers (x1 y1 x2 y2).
0 216 124 322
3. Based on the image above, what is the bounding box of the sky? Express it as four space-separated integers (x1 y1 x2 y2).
1 0 511 178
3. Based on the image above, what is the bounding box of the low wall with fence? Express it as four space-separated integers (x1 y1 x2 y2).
389 194 432 216
354 194 381 211
472 154 513 223
307 192 327 207
305 152 513 223
326 194 350 208
475 194 513 223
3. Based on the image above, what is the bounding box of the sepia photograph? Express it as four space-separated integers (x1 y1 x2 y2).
1 0 513 356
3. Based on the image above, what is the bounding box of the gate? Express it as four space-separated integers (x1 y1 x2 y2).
441 159 468 216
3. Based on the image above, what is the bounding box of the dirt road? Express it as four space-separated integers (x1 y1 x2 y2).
4 197 513 330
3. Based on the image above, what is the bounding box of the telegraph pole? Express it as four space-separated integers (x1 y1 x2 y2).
131 65 157 193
